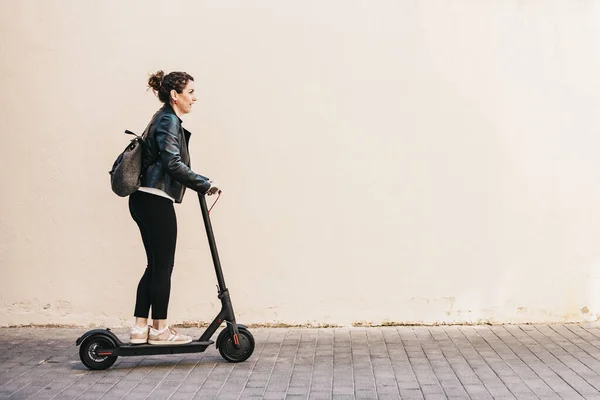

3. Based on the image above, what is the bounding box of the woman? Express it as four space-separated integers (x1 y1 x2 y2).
128 70 220 345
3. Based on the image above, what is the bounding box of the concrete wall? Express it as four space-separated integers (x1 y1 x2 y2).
1 0 600 327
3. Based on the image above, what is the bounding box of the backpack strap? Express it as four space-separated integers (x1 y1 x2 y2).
125 130 142 139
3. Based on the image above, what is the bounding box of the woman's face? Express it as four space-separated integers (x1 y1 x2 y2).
171 80 197 115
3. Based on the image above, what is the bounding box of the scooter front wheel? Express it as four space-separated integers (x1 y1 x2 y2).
217 327 255 362
79 335 118 370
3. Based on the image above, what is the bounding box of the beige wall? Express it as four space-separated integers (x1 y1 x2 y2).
1 0 600 327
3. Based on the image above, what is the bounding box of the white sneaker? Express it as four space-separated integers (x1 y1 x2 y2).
129 325 149 344
148 326 192 345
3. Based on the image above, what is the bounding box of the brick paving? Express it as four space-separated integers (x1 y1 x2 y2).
2 324 600 399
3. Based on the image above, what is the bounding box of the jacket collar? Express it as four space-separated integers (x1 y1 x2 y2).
160 103 192 141
161 103 183 124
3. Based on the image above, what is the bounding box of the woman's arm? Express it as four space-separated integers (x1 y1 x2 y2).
154 116 212 194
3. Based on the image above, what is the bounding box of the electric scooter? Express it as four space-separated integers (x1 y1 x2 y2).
76 193 254 370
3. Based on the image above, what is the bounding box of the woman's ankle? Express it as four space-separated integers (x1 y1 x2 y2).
135 317 148 328
153 320 167 330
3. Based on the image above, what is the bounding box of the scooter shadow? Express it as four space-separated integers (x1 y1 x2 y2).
71 353 229 371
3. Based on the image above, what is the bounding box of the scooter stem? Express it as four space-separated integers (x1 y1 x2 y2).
198 193 227 293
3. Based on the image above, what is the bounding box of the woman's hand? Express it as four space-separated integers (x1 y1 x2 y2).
207 181 221 195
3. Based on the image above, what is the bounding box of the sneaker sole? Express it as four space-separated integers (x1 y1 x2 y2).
148 338 193 346
130 338 148 344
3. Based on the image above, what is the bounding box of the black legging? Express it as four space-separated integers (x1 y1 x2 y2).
129 191 177 320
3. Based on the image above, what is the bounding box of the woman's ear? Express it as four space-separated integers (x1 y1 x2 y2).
170 89 178 102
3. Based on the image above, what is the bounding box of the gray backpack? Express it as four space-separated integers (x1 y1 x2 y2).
109 130 144 197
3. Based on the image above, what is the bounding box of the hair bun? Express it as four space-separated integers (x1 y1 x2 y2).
147 70 165 92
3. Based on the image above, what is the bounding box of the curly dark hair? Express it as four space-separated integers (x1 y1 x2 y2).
148 70 194 103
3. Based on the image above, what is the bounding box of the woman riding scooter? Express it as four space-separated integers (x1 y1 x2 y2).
128 70 220 345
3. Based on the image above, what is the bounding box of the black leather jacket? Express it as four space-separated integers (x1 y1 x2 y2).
139 104 211 203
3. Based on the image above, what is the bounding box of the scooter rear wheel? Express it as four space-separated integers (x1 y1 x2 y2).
217 327 255 362
79 335 118 370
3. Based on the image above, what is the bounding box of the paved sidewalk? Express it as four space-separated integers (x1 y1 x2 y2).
2 324 600 399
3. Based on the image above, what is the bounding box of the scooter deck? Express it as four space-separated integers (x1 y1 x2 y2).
101 340 215 357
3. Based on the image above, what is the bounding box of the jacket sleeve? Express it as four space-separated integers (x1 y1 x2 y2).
154 116 212 194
